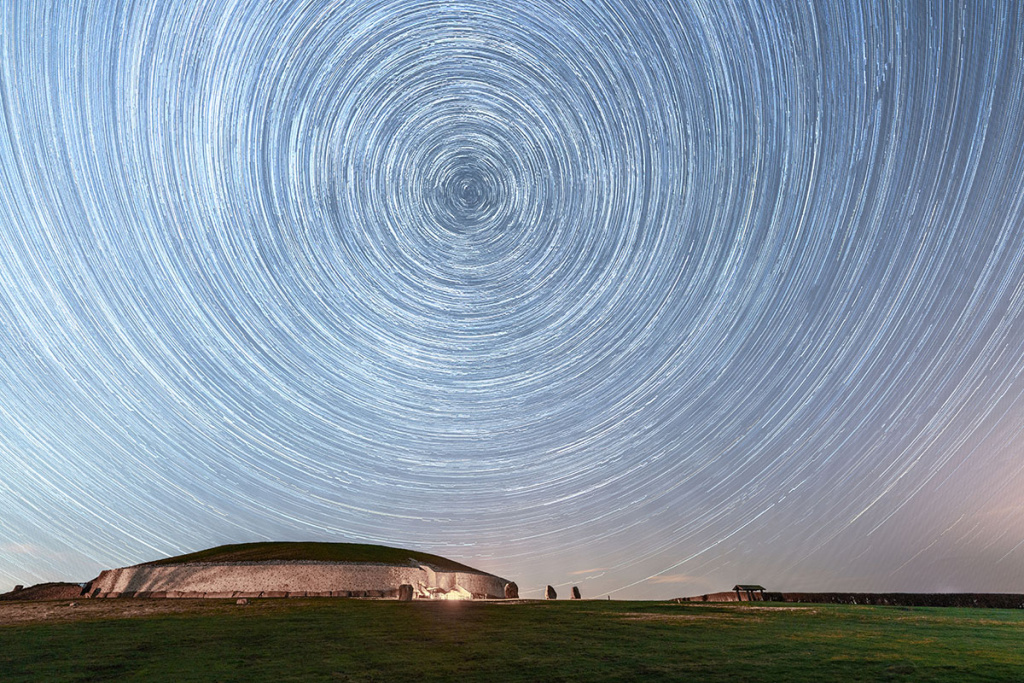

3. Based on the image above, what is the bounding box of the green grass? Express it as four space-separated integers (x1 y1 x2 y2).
139 542 482 573
2 600 1023 681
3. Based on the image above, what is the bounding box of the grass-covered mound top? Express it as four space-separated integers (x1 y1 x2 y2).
139 542 483 573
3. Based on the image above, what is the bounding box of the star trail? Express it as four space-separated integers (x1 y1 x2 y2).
2 1 1024 599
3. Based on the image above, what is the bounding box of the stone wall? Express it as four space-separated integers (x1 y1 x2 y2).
85 562 507 599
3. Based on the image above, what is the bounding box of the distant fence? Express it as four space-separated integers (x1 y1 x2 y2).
677 593 1024 609
777 593 1024 609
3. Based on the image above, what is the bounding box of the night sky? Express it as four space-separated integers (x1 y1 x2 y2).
2 1 1024 599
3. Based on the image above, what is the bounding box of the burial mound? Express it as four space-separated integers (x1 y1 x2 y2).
81 542 511 600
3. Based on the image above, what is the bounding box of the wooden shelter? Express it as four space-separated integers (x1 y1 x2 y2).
733 584 766 601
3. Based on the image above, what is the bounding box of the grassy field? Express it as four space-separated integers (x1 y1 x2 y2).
138 541 482 572
2 598 1022 681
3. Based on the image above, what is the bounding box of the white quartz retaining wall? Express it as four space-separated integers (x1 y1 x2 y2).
86 562 507 599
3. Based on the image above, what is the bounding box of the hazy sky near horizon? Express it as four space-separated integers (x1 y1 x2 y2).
2 0 1024 599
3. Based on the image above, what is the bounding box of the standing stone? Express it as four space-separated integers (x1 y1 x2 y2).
397 584 414 601
545 585 557 600
504 582 519 599
571 586 581 600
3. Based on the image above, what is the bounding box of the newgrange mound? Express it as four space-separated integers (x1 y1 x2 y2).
82 542 513 600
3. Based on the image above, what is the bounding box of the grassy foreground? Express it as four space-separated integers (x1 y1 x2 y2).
2 599 1022 681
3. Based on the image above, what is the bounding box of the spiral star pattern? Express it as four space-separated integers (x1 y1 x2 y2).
2 1 1024 598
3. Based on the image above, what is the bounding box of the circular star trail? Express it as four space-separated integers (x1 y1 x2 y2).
2 1 1024 597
